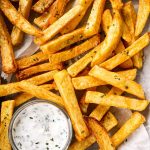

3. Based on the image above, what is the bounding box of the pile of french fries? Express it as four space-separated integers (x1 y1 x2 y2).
0 0 150 149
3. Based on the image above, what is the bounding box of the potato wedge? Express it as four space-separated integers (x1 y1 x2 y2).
0 13 17 74
89 66 145 99
84 0 106 36
110 0 123 9
32 0 54 13
49 35 100 64
11 0 33 46
91 10 122 66
112 112 146 147
0 0 42 37
34 5 84 45
87 117 115 150
0 100 15 150
54 70 89 141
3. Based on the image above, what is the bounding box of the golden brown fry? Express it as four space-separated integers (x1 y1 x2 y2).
17 52 48 70
0 0 42 37
0 100 15 150
49 35 100 64
84 0 106 36
34 5 84 45
112 112 146 147
0 13 17 74
54 70 89 141
32 0 54 13
11 0 33 46
87 117 115 150
89 66 145 99
110 0 123 9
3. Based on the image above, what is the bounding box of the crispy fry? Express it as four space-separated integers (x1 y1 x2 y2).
0 13 17 74
17 81 64 107
17 52 48 70
11 0 33 46
100 33 150 70
132 51 143 69
0 0 42 37
34 0 68 29
110 0 123 9
32 0 54 13
84 0 106 36
54 70 89 141
34 5 84 45
135 0 150 37
112 112 146 147
89 66 145 99
16 63 63 80
87 117 115 150
0 70 58 97
40 27 90 54
91 10 122 66
49 35 100 64
0 100 15 150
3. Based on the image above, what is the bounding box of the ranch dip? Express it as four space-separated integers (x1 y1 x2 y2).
9 100 72 150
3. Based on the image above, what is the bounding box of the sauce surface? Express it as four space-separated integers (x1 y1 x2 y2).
12 102 71 150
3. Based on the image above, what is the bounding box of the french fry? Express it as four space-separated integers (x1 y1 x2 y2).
34 0 69 29
0 0 42 37
0 70 58 97
34 5 84 45
132 51 143 69
85 91 149 111
100 33 150 70
54 70 89 141
16 63 63 80
91 10 122 66
84 0 106 36
135 0 150 37
40 27 90 54
111 112 146 147
87 117 115 150
17 81 64 107
17 52 48 70
32 0 54 13
11 0 33 46
49 35 100 64
15 83 57 107
89 66 145 99
72 69 137 90
60 0 94 34
0 100 15 150
110 0 123 9
0 13 17 74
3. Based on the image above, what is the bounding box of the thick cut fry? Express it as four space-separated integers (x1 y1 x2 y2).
135 0 150 37
72 69 137 90
17 52 48 70
87 118 115 150
34 0 68 29
0 100 15 150
0 14 17 74
0 0 42 37
49 35 100 64
34 5 84 45
84 0 106 36
89 66 145 99
40 27 90 54
32 0 54 13
100 33 150 70
110 0 123 9
132 51 143 69
16 63 63 80
60 0 94 34
91 10 122 66
17 81 64 107
112 112 146 147
0 70 58 97
85 91 149 111
54 70 89 141
11 0 33 46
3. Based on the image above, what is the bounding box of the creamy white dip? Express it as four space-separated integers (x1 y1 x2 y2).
11 102 72 150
